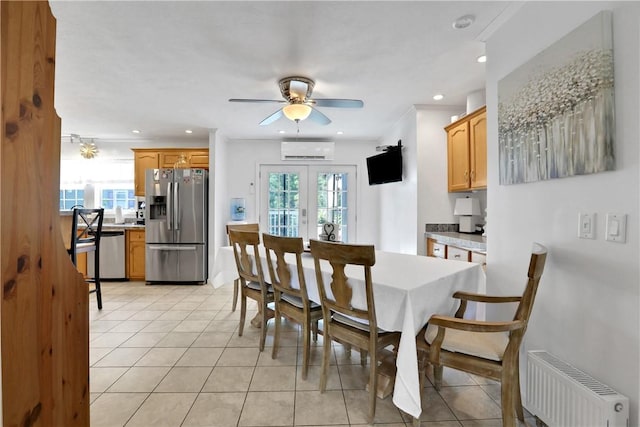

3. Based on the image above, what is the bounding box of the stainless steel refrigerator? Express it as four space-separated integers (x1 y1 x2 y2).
145 168 208 283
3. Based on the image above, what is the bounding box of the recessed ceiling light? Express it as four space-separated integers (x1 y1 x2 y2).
278 130 286 134
132 129 141 134
433 94 444 101
336 131 344 135
452 14 475 30
185 129 193 134
477 55 487 63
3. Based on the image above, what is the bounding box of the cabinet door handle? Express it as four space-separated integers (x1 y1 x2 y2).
470 170 475 181
464 170 469 180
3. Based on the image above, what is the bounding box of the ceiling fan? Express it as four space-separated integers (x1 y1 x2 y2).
229 76 363 126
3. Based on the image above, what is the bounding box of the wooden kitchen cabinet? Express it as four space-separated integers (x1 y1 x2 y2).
426 236 486 269
134 151 159 196
132 148 209 196
126 229 146 280
445 106 486 192
426 238 446 258
159 150 209 168
446 245 471 262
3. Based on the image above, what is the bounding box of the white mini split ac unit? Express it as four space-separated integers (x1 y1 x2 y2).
281 141 335 161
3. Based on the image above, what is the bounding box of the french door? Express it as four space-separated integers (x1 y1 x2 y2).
259 165 357 242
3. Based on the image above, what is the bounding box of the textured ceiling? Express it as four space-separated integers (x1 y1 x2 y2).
50 1 514 144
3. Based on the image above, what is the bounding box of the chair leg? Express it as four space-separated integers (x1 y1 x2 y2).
231 278 239 312
258 300 268 352
272 304 281 360
501 374 516 427
94 249 102 310
515 363 525 422
367 343 377 424
301 318 311 380
360 350 367 367
319 327 332 392
433 365 443 390
238 291 246 337
312 320 319 342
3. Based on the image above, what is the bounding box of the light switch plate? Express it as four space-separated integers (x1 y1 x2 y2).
605 213 627 243
578 213 595 239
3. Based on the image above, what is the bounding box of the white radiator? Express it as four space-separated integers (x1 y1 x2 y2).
526 350 629 427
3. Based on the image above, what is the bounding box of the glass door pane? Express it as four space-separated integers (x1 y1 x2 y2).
260 165 308 239
309 166 356 242
260 165 356 242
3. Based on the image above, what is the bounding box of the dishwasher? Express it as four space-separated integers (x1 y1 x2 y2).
87 230 126 280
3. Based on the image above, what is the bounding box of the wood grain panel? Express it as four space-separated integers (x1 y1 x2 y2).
1 2 89 425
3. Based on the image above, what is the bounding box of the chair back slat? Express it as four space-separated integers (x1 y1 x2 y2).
228 229 262 284
310 239 376 323
263 234 306 301
70 208 104 248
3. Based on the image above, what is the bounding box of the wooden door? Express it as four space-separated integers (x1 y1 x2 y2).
134 151 159 195
469 109 487 189
446 121 470 192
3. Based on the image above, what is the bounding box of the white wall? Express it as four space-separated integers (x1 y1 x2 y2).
415 106 488 255
486 1 639 422
209 138 380 257
377 107 419 254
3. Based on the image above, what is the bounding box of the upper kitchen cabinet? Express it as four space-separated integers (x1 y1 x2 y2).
134 151 159 196
445 106 486 192
132 148 209 196
159 150 209 168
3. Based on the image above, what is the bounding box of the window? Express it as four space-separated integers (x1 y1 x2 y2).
60 189 84 210
101 189 136 210
59 159 135 212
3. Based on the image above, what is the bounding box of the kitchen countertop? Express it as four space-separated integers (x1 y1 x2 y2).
59 211 145 230
102 223 145 230
425 232 486 252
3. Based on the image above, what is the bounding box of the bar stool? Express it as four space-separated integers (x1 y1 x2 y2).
68 208 105 310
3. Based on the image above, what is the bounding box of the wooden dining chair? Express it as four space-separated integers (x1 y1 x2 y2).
310 239 400 424
414 243 547 427
226 223 260 312
263 233 322 379
68 208 105 310
228 228 274 351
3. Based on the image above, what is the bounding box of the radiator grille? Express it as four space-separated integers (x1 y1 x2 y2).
526 350 629 427
534 351 617 396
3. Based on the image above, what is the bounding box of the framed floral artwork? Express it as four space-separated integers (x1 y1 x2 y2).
498 11 614 185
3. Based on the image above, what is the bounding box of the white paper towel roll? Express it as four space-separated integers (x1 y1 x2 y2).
115 206 124 224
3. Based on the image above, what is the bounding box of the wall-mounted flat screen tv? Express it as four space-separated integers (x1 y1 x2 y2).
366 146 403 185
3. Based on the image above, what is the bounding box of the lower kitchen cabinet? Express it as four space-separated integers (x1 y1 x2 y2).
426 236 486 269
127 229 146 280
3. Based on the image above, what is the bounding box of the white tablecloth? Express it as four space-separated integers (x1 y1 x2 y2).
211 245 485 418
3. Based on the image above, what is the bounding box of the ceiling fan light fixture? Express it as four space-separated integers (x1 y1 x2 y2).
283 103 312 122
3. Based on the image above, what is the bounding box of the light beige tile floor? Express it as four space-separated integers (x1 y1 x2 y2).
89 281 535 426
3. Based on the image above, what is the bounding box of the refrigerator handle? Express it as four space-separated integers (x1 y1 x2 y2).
167 182 173 230
174 181 179 230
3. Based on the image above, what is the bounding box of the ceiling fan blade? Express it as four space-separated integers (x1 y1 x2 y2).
289 80 309 100
311 98 364 108
308 107 331 125
259 108 284 126
229 98 286 104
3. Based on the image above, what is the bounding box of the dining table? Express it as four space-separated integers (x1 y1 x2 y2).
211 244 486 419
